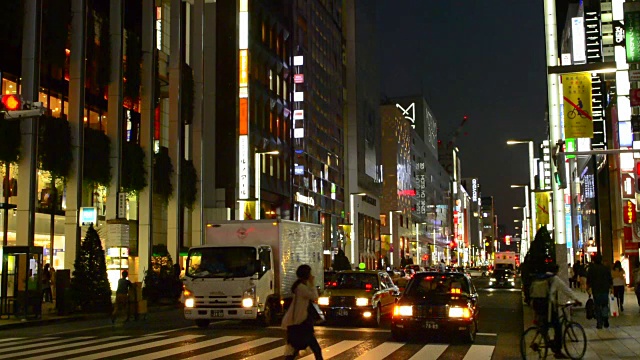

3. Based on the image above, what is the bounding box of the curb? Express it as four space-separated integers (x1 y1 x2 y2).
0 304 179 330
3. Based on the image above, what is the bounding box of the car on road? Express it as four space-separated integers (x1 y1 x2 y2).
488 269 516 288
404 264 422 274
318 270 400 327
467 267 487 277
391 271 479 342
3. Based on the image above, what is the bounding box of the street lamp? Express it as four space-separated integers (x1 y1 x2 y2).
506 139 537 238
255 150 279 220
349 192 367 266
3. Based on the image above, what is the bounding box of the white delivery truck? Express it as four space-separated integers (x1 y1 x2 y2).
494 251 517 271
182 219 324 328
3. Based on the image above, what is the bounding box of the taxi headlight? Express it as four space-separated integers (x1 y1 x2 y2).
242 298 254 308
318 297 330 306
356 298 369 307
393 305 413 317
185 298 195 308
448 306 471 318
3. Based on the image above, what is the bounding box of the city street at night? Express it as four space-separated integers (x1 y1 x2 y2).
0 277 523 360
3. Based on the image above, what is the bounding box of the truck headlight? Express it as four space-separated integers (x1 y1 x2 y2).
356 298 369 307
393 305 413 317
242 286 256 308
490 278 497 282
448 306 471 318
318 297 330 306
185 298 195 308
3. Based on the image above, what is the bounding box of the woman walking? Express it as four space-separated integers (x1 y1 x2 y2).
612 261 626 312
281 264 323 360
42 264 53 303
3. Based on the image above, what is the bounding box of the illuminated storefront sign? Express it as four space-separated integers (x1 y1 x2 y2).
238 0 250 214
625 2 640 63
395 102 415 128
239 135 249 199
296 192 315 206
624 200 636 224
472 178 478 202
622 174 634 198
571 17 586 64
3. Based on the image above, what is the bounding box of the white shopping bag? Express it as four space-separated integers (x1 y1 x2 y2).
609 294 619 317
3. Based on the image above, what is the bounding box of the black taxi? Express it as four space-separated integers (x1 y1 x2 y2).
391 272 479 342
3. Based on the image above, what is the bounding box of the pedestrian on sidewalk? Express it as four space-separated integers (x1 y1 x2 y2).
41 264 53 303
611 260 626 312
578 261 587 292
568 264 575 288
111 270 132 324
587 254 613 329
572 261 581 289
281 264 323 360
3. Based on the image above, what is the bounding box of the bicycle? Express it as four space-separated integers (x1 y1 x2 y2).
566 107 586 120
520 302 587 359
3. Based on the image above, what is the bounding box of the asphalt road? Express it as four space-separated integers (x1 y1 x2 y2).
1 275 524 360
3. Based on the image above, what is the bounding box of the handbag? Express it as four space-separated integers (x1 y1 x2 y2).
285 295 313 350
609 294 619 317
585 296 595 320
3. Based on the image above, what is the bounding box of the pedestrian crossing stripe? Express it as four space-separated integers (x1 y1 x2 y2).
0 331 496 360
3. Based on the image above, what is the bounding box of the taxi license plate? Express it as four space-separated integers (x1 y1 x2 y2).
211 310 224 318
336 309 349 316
424 321 439 330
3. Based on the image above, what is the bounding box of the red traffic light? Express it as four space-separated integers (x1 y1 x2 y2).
1 94 22 111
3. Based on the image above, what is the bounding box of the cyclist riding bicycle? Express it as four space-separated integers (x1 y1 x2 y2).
532 264 582 359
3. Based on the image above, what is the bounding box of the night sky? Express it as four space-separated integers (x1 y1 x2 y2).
377 0 549 235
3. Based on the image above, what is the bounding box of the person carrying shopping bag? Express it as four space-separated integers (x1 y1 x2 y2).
281 264 323 360
611 261 626 312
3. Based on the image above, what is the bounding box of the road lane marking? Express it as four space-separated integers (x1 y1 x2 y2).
189 337 281 359
0 337 57 349
42 324 114 336
4 336 128 359
354 342 405 360
269 326 391 333
0 337 92 354
243 345 287 360
23 335 164 360
408 344 448 360
300 340 363 360
0 338 23 344
477 333 498 336
142 325 197 336
79 335 203 360
125 336 242 360
462 344 494 360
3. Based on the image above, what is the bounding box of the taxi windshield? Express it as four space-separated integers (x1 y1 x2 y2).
405 274 469 297
328 273 378 290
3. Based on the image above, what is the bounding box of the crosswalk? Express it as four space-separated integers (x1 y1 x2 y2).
0 330 496 360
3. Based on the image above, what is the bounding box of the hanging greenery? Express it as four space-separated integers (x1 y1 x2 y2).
83 127 112 187
153 146 174 204
181 63 194 125
124 32 142 107
121 141 147 194
0 117 21 164
70 224 112 313
38 116 73 180
181 159 198 210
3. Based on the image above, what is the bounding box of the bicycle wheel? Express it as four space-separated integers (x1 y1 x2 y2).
563 321 587 359
521 326 548 359
567 110 576 119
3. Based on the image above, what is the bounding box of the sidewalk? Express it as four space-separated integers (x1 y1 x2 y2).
523 287 640 359
0 300 179 330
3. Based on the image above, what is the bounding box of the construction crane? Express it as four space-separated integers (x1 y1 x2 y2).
447 115 469 147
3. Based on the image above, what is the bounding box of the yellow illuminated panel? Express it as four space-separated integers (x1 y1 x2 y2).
239 50 248 87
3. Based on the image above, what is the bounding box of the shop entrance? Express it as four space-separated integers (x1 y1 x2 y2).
0 246 43 319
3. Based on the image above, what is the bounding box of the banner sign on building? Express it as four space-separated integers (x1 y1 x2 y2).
622 174 635 198
536 192 550 225
624 200 636 224
625 2 640 63
562 72 593 138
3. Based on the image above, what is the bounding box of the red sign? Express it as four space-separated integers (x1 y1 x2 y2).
294 74 304 84
397 189 416 196
632 89 640 106
623 200 636 224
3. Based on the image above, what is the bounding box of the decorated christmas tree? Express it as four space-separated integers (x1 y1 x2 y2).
70 225 112 312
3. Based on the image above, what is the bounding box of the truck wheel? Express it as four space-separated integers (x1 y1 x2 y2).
195 319 210 329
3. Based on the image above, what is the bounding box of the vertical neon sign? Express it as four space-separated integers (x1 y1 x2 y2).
238 0 249 219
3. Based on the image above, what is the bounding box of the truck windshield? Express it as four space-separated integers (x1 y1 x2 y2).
187 247 257 278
